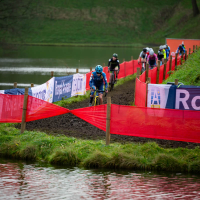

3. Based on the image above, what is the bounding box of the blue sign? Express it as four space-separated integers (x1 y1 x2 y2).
4 88 32 96
53 75 73 102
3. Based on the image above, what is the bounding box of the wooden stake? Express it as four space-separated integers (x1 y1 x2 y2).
124 61 126 78
106 97 111 145
90 67 92 72
193 45 195 53
175 79 179 86
14 82 17 88
169 55 172 72
181 54 183 65
21 88 29 133
175 53 177 70
134 68 140 104
31 83 34 87
163 60 167 81
123 58 125 62
185 50 187 61
189 48 191 55
51 71 54 77
146 63 149 82
76 68 79 73
103 63 105 67
145 77 151 107
131 56 133 60
156 61 160 84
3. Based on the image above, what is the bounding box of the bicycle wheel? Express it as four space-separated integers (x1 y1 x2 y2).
96 97 99 106
109 73 114 92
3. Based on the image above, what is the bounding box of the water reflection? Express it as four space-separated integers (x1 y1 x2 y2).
0 159 200 199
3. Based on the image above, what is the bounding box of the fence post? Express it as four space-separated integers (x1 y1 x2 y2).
175 53 177 70
181 54 183 65
185 50 187 61
14 82 17 88
106 97 111 146
51 71 54 77
31 83 34 87
131 56 133 60
175 79 179 86
163 59 167 81
76 68 79 73
146 63 149 82
169 55 172 72
124 60 126 78
90 67 92 72
134 68 140 104
189 48 191 55
21 88 29 133
156 61 160 84
145 77 151 107
193 45 195 53
103 63 105 67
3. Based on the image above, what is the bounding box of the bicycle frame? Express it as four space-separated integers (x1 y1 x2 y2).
92 90 106 106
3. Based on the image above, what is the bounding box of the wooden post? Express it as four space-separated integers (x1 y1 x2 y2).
175 79 179 86
145 77 151 107
76 68 79 73
123 58 125 62
124 60 126 78
181 54 183 65
14 82 17 88
156 61 160 84
131 56 133 60
90 67 92 72
21 88 29 133
103 63 105 67
51 71 54 77
175 53 177 70
31 83 34 87
134 67 140 104
146 63 149 82
189 48 191 55
169 55 172 72
185 50 187 61
193 45 195 53
163 60 167 80
106 97 111 145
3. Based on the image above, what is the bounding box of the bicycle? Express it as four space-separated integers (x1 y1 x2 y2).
141 61 146 74
109 69 118 92
91 89 107 106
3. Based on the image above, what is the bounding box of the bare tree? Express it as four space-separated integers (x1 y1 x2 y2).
192 0 200 17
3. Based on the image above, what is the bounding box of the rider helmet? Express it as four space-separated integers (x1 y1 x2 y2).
95 65 103 73
150 50 154 56
143 48 147 53
113 53 118 58
159 45 163 50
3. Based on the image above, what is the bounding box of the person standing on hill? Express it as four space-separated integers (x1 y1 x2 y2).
108 53 120 83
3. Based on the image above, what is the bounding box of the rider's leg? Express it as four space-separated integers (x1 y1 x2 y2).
89 88 95 106
99 93 103 105
109 72 113 86
115 66 119 79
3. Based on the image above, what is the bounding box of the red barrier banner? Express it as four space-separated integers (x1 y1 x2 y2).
133 60 141 73
135 78 146 107
0 94 24 123
166 38 200 53
86 71 92 90
110 104 200 143
125 60 134 76
0 94 69 123
159 64 164 84
139 71 146 83
26 96 69 122
148 67 157 84
71 105 107 131
118 62 125 79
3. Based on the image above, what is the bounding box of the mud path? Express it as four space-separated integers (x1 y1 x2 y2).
23 78 200 149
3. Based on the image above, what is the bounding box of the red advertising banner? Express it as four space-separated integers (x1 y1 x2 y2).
135 79 146 107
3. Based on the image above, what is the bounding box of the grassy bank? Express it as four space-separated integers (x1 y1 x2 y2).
1 0 200 45
1 123 200 172
163 48 200 85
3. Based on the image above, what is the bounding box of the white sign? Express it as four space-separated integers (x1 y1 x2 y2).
71 73 86 97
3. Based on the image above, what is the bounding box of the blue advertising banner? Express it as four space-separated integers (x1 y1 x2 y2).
175 86 200 110
147 84 176 109
53 75 73 102
4 88 32 96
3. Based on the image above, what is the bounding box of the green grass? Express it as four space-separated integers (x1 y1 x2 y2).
1 123 200 172
163 48 200 85
1 0 200 45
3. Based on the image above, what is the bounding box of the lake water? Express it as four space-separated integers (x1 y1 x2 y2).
0 158 200 199
0 46 142 90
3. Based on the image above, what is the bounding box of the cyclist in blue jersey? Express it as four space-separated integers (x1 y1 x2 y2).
165 44 170 60
89 65 108 106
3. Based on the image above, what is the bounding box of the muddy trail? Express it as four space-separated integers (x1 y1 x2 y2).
21 78 200 149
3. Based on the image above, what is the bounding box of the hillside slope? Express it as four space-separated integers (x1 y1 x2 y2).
1 0 200 45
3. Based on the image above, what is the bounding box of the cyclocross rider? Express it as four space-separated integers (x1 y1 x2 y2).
108 53 120 84
138 48 147 72
89 65 108 106
147 50 158 69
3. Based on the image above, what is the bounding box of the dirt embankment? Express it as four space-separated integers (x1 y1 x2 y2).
23 78 200 149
